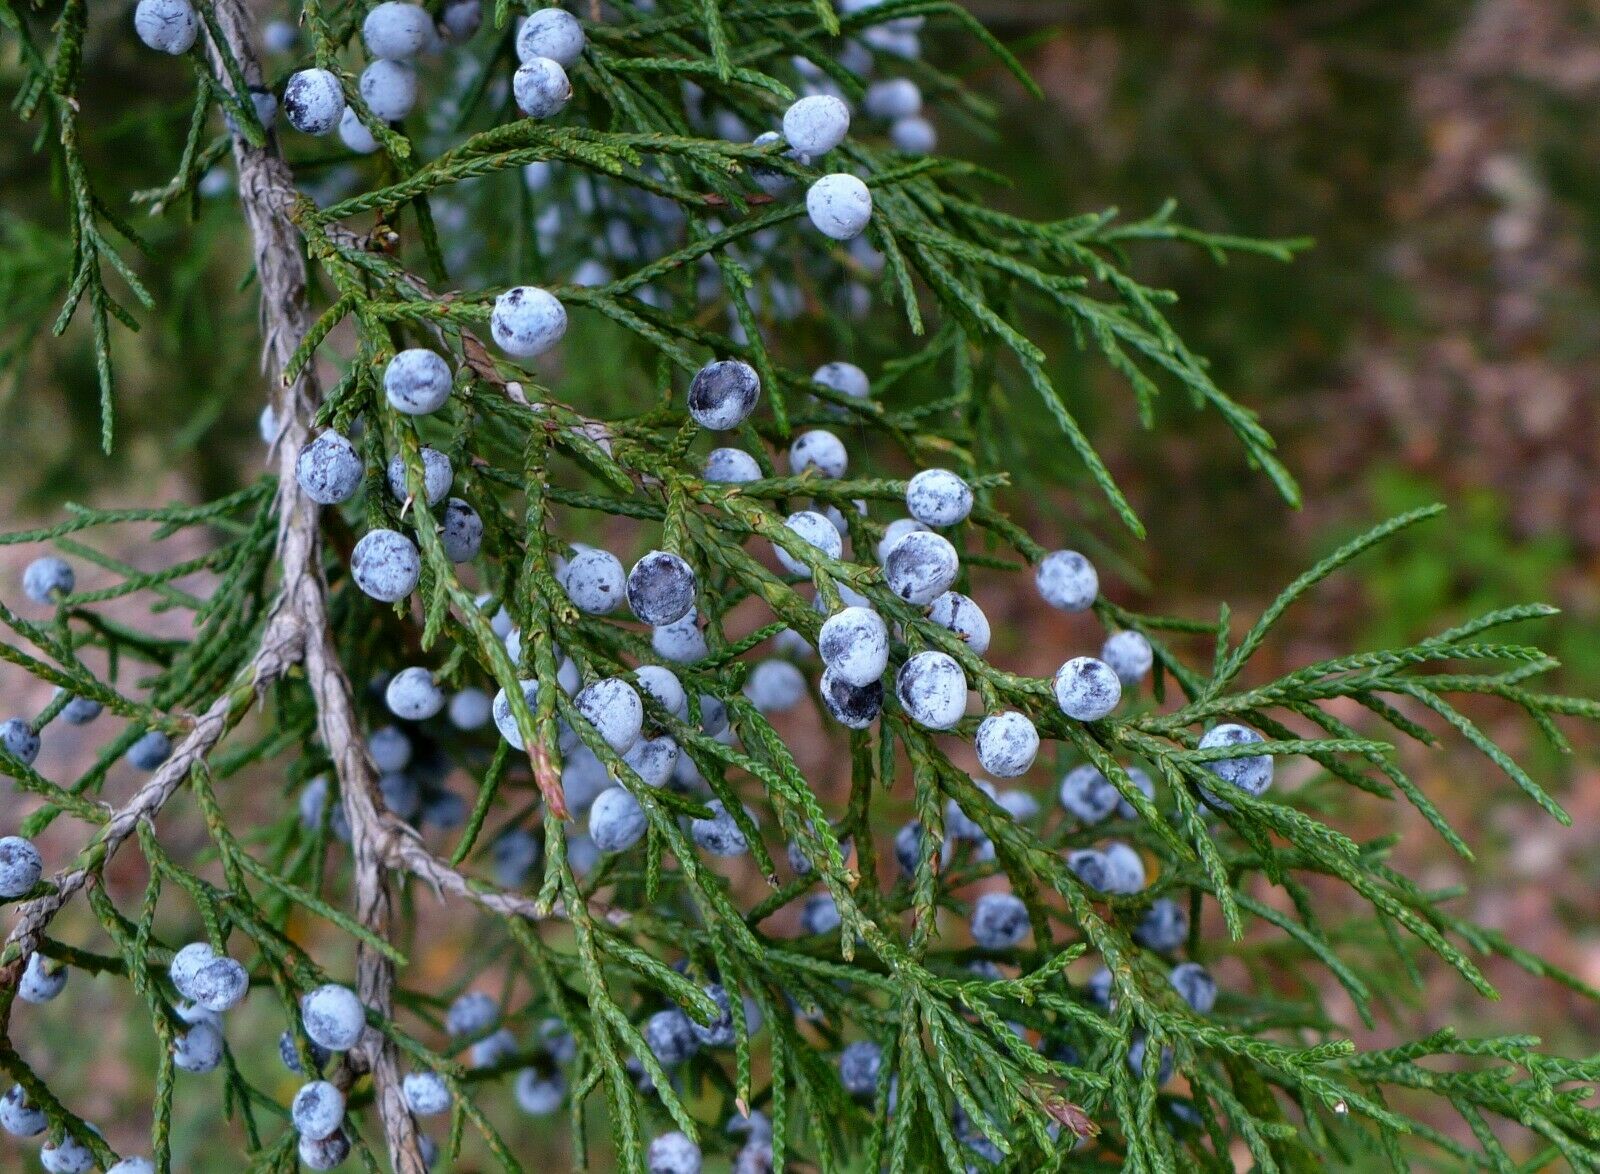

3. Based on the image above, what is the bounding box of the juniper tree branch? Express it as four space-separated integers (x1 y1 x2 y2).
202 0 425 1167
0 632 297 1023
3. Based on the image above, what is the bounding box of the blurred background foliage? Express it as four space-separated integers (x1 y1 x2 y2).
4 0 1600 1163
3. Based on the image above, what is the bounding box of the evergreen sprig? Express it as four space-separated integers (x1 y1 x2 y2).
0 1 1592 1172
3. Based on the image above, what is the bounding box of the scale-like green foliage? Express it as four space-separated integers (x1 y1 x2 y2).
0 2 1595 1172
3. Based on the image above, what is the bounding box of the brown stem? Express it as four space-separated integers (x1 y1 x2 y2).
204 1 424 1167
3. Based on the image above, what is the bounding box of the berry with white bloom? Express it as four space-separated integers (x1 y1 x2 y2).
447 990 499 1038
806 173 873 240
883 529 958 604
41 1134 96 1173
1134 898 1188 952
812 361 870 403
339 106 381 154
1102 629 1154 686
691 799 749 856
262 18 297 52
283 69 345 136
1103 841 1146 893
1059 764 1118 824
359 58 417 122
291 1080 345 1140
514 1068 566 1115
970 891 1029 949
1 1085 45 1137
514 56 572 119
387 447 453 505
279 1030 330 1075
627 551 697 625
1053 656 1121 721
624 736 678 787
448 687 492 730
838 1040 881 1097
893 820 951 877
693 984 751 1049
745 658 807 712
108 1160 157 1174
351 529 421 602
1067 848 1113 892
127 729 172 770
773 509 842 577
0 836 42 899
404 1071 451 1116
491 286 567 357
820 668 882 729
384 348 452 415
470 1027 516 1067
363 2 430 58
1197 723 1273 806
749 130 797 195
818 606 888 687
168 942 216 998
0 718 39 765
574 677 643 753
635 665 688 719
1170 962 1218 1014
644 1008 699 1066
927 590 990 655
895 651 967 729
1036 549 1098 612
689 359 761 430
865 78 921 119
589 787 647 853
301 984 367 1051
368 725 412 772
703 446 761 483
782 95 851 158
516 8 585 66
18 953 66 1003
890 116 936 154
975 711 1038 777
648 1130 703 1174
789 429 848 478
491 679 541 750
182 950 249 1013
653 609 708 663
997 789 1039 821
800 892 841 935
441 0 481 42
298 1130 351 1172
296 432 364 505
560 751 611 815
55 691 102 725
386 667 445 721
697 692 729 736
134 0 198 54
23 556 73 603
173 1020 224 1072
905 468 973 527
438 497 483 563
876 517 928 564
